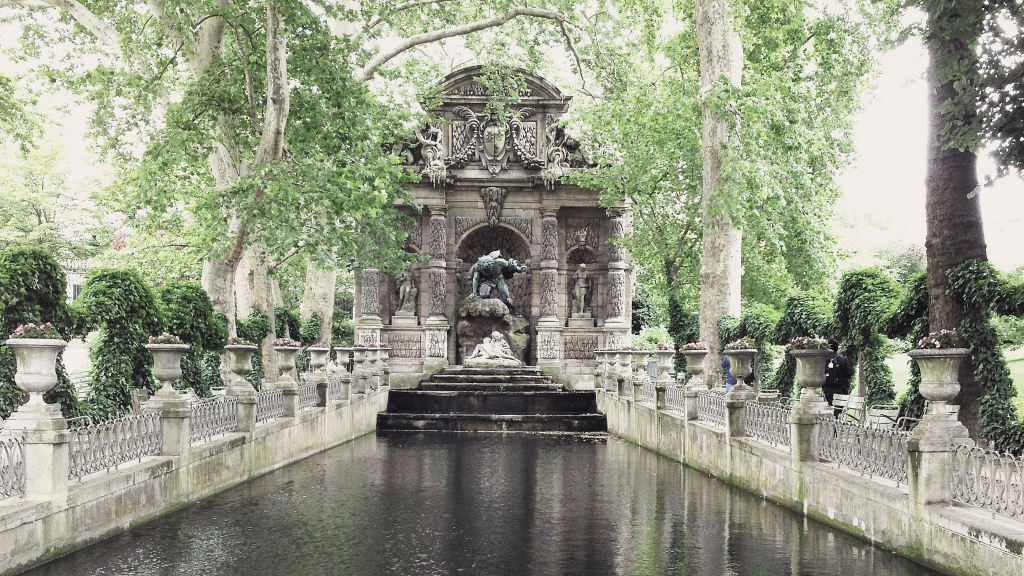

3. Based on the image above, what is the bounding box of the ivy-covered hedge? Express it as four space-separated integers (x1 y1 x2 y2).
885 273 929 419
768 291 834 396
274 306 301 339
237 309 271 389
667 297 700 373
717 303 781 388
157 281 227 397
833 269 898 407
946 260 1024 453
72 268 163 419
0 247 78 418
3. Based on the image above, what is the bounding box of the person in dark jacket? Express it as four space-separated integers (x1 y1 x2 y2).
823 339 855 416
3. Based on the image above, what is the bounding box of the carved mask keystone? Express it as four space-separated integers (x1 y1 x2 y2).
480 187 508 227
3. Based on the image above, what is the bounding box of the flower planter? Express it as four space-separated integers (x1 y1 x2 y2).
654 350 675 383
908 348 970 405
274 346 302 383
334 347 353 372
307 347 330 372
725 349 756 392
4 338 67 405
224 345 258 388
630 350 651 381
679 350 708 389
145 343 190 397
789 348 832 414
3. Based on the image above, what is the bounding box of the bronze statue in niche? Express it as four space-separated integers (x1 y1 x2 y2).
468 250 528 316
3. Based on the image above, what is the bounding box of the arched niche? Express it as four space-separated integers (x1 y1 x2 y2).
454 224 532 310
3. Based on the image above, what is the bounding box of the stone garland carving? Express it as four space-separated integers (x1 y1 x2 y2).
429 269 447 317
387 333 423 358
564 218 600 252
454 216 531 241
608 218 626 262
429 215 447 260
607 272 625 319
564 336 599 360
361 269 380 317
541 217 558 262
539 270 558 318
426 330 447 358
538 332 560 360
480 187 508 227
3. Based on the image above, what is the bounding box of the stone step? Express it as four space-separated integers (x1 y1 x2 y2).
387 390 596 415
427 373 554 384
420 382 561 392
376 413 608 433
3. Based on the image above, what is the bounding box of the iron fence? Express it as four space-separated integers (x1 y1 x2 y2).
189 396 238 444
745 402 791 448
697 390 726 428
327 375 344 402
952 443 1024 519
69 412 162 480
0 432 26 501
816 416 908 486
298 381 318 411
665 386 685 412
256 389 284 423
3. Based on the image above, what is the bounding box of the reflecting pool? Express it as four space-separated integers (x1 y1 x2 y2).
24 433 939 575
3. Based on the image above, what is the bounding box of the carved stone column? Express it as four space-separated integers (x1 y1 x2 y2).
424 206 449 372
604 208 630 349
355 267 382 346
537 208 562 372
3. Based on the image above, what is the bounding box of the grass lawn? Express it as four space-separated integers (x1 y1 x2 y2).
888 347 1024 416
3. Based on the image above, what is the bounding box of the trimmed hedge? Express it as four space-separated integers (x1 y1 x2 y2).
157 281 227 396
768 291 834 396
834 269 898 407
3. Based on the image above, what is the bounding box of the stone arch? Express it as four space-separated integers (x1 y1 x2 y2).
454 224 532 310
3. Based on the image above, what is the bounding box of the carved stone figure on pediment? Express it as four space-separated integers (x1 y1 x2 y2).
480 187 507 227
416 124 447 186
570 263 592 318
540 117 595 189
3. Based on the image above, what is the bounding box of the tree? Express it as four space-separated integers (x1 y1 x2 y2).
0 72 39 151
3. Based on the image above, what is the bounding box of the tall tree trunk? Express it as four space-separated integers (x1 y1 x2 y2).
695 0 744 385
923 4 988 438
301 264 336 346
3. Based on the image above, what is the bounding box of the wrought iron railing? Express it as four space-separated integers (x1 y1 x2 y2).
256 389 284 423
640 379 656 405
0 432 26 501
298 381 318 411
745 402 791 448
327 375 344 402
952 443 1024 519
189 397 238 444
69 412 162 480
696 390 726 428
816 416 908 486
665 386 685 412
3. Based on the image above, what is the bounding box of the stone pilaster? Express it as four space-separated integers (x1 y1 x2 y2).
604 209 630 348
3 403 70 500
356 267 383 346
908 402 973 508
537 208 562 371
424 206 450 370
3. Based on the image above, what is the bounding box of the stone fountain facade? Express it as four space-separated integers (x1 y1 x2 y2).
351 67 633 387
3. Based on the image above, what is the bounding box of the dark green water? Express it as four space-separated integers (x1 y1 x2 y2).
24 433 940 575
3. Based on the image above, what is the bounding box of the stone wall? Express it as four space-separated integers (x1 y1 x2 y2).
598 394 1024 576
0 391 387 575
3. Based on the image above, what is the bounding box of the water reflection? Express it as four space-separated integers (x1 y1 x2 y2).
24 433 939 576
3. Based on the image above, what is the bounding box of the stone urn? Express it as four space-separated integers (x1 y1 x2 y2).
145 343 190 397
724 349 757 392
224 344 258 388
789 348 832 414
274 346 302 383
908 348 970 403
334 347 353 372
4 338 67 406
307 347 330 372
679 349 708 389
594 350 608 390
654 350 675 383
631 350 651 382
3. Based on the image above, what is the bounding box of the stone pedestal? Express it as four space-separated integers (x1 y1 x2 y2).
908 403 972 507
145 395 191 458
725 388 756 438
568 316 595 329
227 386 257 434
789 407 820 467
3 403 70 500
391 311 418 327
683 388 700 421
281 381 299 417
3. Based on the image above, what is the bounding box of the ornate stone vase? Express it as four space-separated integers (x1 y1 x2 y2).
307 347 330 372
5 338 67 405
789 348 832 413
679 350 708 389
654 350 674 381
224 345 257 386
334 347 353 372
631 350 651 381
908 348 970 405
724 349 756 390
274 346 302 382
145 343 190 397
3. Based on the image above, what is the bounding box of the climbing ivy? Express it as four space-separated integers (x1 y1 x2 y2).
946 260 1024 453
236 309 271 389
156 281 227 397
0 247 77 418
885 273 929 419
768 291 834 397
667 297 699 373
834 269 899 407
72 268 163 419
274 306 301 339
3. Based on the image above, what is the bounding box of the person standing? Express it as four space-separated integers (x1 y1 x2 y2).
824 339 854 416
